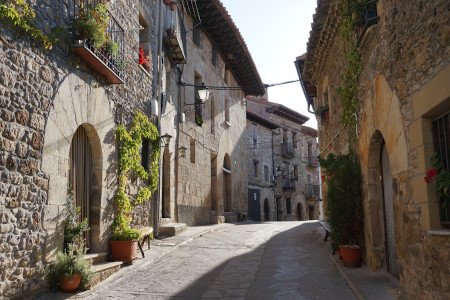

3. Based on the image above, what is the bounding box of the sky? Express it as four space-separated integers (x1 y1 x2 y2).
220 0 318 129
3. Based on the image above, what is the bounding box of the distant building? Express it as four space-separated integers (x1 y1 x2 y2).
246 97 320 222
297 0 450 298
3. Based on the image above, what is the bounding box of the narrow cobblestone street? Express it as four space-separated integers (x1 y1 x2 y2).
75 222 355 299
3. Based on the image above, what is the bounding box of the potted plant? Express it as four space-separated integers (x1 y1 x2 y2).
315 105 330 122
319 153 363 267
195 115 203 126
47 241 93 292
63 193 89 252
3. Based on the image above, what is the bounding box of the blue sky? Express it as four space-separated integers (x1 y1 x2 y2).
220 0 318 129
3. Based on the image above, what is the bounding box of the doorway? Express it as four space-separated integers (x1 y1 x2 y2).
264 198 270 221
276 198 282 221
247 189 261 221
211 153 217 212
308 205 315 220
162 148 171 218
381 143 398 277
297 202 303 221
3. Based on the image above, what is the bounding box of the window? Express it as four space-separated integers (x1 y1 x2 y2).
193 24 202 48
432 113 450 226
141 138 149 170
224 97 230 123
307 142 312 158
293 165 299 181
211 46 218 67
283 129 288 144
252 123 257 149
190 138 196 163
292 132 297 148
264 165 269 181
253 160 259 177
194 73 203 126
286 198 292 215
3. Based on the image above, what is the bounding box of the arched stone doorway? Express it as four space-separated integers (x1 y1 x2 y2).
367 130 399 277
264 198 270 221
69 124 102 252
297 202 303 221
223 154 232 212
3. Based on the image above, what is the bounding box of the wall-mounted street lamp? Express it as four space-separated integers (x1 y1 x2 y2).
184 82 212 106
161 133 172 147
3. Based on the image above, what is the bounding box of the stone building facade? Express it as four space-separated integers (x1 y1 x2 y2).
298 0 450 298
157 0 265 227
0 0 159 297
246 97 320 222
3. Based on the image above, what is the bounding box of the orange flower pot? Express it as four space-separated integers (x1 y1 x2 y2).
340 245 361 268
110 240 137 264
59 273 81 292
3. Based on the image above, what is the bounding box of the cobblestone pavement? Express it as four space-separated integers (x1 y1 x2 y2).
49 221 356 299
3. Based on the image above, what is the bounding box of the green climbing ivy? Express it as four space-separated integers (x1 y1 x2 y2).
336 0 364 136
111 111 160 241
0 0 55 49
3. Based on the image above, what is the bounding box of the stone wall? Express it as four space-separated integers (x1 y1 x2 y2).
0 0 158 297
304 0 449 297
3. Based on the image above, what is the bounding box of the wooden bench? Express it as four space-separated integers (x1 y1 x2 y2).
319 221 331 242
137 227 153 258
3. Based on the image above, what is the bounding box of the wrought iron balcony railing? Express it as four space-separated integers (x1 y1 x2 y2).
305 184 320 198
357 0 378 43
71 0 125 84
164 6 187 65
281 143 295 158
283 178 295 192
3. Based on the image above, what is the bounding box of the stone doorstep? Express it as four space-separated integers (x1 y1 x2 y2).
83 252 108 265
160 218 173 226
159 222 187 237
87 261 123 289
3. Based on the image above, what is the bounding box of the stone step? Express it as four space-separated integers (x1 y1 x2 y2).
160 218 173 226
88 261 123 289
83 252 107 265
224 211 238 223
159 222 187 237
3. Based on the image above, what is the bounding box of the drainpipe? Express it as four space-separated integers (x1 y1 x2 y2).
154 0 164 238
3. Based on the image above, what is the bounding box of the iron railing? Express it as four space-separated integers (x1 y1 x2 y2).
357 0 378 42
72 0 125 80
283 178 295 192
432 113 450 226
164 6 187 64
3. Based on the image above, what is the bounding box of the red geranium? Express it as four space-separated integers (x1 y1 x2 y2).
139 47 147 65
424 168 438 184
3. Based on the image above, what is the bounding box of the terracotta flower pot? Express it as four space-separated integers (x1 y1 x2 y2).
163 0 171 5
110 240 137 264
340 245 361 268
337 246 343 260
59 273 81 292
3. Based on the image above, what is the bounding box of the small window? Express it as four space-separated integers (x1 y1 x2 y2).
193 24 202 48
253 161 259 177
225 97 230 123
141 138 149 170
211 46 218 67
283 129 288 144
307 142 312 158
293 165 299 181
190 138 196 163
292 132 297 148
286 198 292 215
252 123 257 148
264 165 269 181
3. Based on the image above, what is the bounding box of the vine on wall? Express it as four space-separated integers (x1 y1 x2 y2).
336 0 364 138
112 111 160 241
0 0 54 49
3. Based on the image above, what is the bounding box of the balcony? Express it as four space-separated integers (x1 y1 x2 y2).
283 178 295 192
307 157 318 168
71 1 125 84
356 0 378 43
281 143 295 158
305 184 320 198
164 7 187 65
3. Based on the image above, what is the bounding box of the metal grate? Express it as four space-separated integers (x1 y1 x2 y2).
432 113 450 226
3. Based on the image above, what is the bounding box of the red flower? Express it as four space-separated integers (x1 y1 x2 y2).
424 168 438 184
139 47 147 65
321 175 326 182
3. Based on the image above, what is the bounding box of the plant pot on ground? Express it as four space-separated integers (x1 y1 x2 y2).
319 153 363 267
110 228 140 264
340 245 361 267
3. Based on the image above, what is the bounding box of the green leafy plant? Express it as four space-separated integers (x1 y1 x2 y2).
71 1 110 48
106 39 119 56
195 115 203 126
63 192 89 252
112 111 160 241
0 0 55 49
319 153 363 251
425 153 450 224
46 241 93 290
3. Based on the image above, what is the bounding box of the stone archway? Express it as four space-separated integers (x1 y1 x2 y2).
42 72 115 255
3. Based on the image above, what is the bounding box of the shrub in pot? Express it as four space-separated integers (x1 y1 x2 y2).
110 227 140 264
319 153 363 267
63 193 89 252
47 242 93 292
